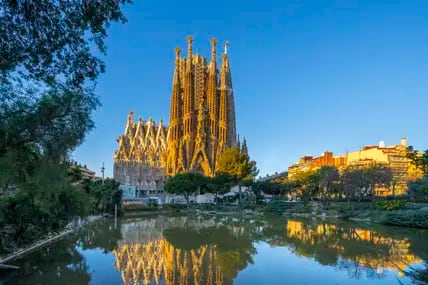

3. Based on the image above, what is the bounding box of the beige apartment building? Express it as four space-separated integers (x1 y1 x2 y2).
288 138 422 196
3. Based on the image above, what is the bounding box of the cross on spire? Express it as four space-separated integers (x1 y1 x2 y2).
223 41 230 54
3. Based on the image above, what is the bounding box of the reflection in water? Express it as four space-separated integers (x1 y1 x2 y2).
114 241 223 285
1 215 428 285
113 216 256 285
285 220 421 277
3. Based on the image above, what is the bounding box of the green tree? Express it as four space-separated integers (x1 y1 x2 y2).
249 181 266 204
1 0 131 174
164 173 208 206
407 146 428 175
408 176 428 200
341 167 370 202
207 174 235 203
0 161 89 254
88 179 122 215
318 166 340 204
0 1 129 253
216 146 258 205
365 165 393 203
292 170 320 203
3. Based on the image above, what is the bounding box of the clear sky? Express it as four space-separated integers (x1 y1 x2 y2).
73 0 428 178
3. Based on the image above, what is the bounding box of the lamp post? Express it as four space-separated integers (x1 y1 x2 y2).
101 162 105 184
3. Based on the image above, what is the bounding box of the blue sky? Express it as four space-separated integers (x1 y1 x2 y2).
73 0 428 178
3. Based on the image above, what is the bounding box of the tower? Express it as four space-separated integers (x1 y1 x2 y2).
207 38 219 169
116 36 239 180
180 36 194 169
166 47 182 175
168 37 237 176
218 41 237 150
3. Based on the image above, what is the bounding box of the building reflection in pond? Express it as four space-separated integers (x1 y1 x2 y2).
1 215 428 285
114 240 224 285
285 220 422 277
112 217 256 285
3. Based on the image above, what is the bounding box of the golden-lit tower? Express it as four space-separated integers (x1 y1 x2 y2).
116 36 239 179
166 47 182 174
218 41 236 150
182 35 195 170
207 38 219 168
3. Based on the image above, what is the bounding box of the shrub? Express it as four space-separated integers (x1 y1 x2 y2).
262 199 291 214
147 200 158 208
376 200 407 211
163 204 187 212
382 209 428 228
123 204 157 212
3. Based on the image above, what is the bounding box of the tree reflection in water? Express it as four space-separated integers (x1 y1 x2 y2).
113 218 256 285
0 219 123 285
263 218 426 281
1 215 428 285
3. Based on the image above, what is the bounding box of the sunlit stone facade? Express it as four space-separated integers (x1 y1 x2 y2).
114 37 238 190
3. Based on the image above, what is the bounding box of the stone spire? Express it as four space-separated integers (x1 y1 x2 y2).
166 47 183 175
207 38 218 165
208 38 218 111
169 47 182 127
186 35 193 68
182 35 195 167
124 110 135 137
218 45 236 148
241 137 248 156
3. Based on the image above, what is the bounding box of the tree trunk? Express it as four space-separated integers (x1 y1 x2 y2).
372 183 376 208
238 185 242 207
185 193 189 208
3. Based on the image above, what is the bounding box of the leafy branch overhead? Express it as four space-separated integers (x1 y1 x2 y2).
1 0 131 168
0 1 131 255
1 0 131 85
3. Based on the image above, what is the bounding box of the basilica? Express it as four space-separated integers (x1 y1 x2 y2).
114 36 238 189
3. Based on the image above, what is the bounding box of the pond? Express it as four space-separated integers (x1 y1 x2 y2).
1 214 427 285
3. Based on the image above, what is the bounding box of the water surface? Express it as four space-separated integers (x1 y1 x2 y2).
1 214 427 285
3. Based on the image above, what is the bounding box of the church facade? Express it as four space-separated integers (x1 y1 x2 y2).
114 36 237 187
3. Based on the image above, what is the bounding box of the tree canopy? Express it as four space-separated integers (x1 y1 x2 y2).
1 0 131 171
0 0 130 255
216 146 258 184
407 146 428 175
164 172 208 205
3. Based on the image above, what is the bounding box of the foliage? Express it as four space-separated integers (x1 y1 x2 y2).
1 0 131 166
382 209 428 229
216 146 258 206
216 146 258 184
164 172 208 205
207 173 234 196
0 162 89 255
0 0 129 256
284 164 395 205
147 199 159 208
262 199 292 214
318 166 340 204
375 200 407 211
407 146 428 175
408 175 428 200
292 169 320 203
87 179 123 215
0 163 122 256
1 0 130 85
123 203 159 212
365 164 393 199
